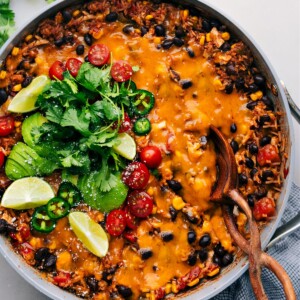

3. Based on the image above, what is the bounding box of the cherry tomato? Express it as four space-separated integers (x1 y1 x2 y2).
140 145 162 169
257 144 280 166
66 58 82 77
0 116 14 136
19 224 31 241
88 44 110 66
124 206 138 229
53 272 71 286
122 162 150 189
119 112 132 133
0 151 5 168
127 190 153 218
123 230 137 243
111 60 133 82
49 60 65 80
106 209 126 236
253 197 276 221
18 242 33 258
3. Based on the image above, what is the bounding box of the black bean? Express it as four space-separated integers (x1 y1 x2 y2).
140 248 153 260
65 35 74 44
116 285 133 298
199 234 211 247
54 37 65 47
260 136 271 147
213 254 221 266
6 224 16 233
248 83 258 93
44 254 57 269
0 219 8 234
186 47 195 58
141 26 148 36
102 266 117 281
85 276 99 293
123 24 135 35
230 140 239 154
225 82 233 94
202 19 211 32
258 115 271 126
261 170 274 182
230 123 237 133
173 37 184 47
221 42 231 52
175 26 185 38
247 194 256 207
0 89 8 104
62 10 72 23
222 253 234 267
161 231 174 242
261 96 274 111
187 230 196 244
235 77 245 90
152 265 158 271
155 24 166 37
245 157 254 169
249 142 258 154
22 76 33 88
169 206 178 221
105 12 118 22
84 33 93 46
254 74 265 86
214 244 225 257
187 252 197 266
188 7 200 17
238 173 248 186
250 168 258 178
246 101 258 110
256 187 267 199
34 247 50 262
76 44 85 55
219 25 227 32
161 39 173 50
185 212 198 224
180 79 193 89
226 63 236 75
84 55 89 62
210 19 221 29
167 180 182 192
198 248 208 262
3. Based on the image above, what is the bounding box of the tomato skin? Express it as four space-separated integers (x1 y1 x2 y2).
253 197 276 221
106 209 127 236
19 223 31 241
66 58 82 77
49 60 65 80
140 145 162 169
127 190 153 218
111 60 133 82
119 112 132 133
0 151 5 168
53 272 71 286
122 162 150 190
88 44 110 66
124 206 138 229
257 144 280 166
0 116 15 136
123 230 137 243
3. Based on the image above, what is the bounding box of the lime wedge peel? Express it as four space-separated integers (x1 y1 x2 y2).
8 75 50 113
112 133 136 160
1 177 55 210
68 212 109 258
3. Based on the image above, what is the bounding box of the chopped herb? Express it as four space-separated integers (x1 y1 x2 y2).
0 0 15 47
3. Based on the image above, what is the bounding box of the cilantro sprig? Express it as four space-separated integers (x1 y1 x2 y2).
0 0 15 47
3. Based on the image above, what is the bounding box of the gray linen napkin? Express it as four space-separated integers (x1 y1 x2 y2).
213 182 300 299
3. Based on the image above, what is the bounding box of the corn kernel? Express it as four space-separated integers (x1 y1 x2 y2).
200 35 205 45
92 29 103 40
151 206 157 214
187 278 199 287
154 37 162 45
172 196 185 210
0 70 7 80
72 10 80 17
183 9 189 20
207 267 220 277
12 84 22 92
147 187 154 196
213 78 223 89
175 150 182 159
35 57 43 64
221 32 230 41
206 33 211 42
250 90 263 101
25 34 33 42
11 47 19 56
14 121 22 128
165 283 172 294
145 14 153 20
171 280 178 293
149 292 155 300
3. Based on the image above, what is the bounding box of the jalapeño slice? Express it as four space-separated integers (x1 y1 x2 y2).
133 117 151 136
31 206 56 233
131 89 155 116
58 182 81 207
46 197 70 220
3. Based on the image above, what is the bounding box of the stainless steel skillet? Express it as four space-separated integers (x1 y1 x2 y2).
0 0 298 299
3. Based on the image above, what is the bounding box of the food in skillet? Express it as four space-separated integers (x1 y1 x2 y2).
0 0 286 299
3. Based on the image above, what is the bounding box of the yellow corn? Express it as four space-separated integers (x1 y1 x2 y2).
213 78 223 89
207 267 220 277
35 57 43 64
0 70 7 80
250 90 263 101
165 283 172 294
149 292 155 300
151 206 157 214
175 150 182 159
187 278 200 287
14 121 22 128
147 187 154 196
72 9 80 17
92 29 103 40
11 47 19 56
153 37 162 45
183 9 189 20
206 33 212 42
145 14 153 20
25 34 33 42
200 35 205 46
221 32 230 41
172 196 185 210
171 280 178 293
12 84 22 92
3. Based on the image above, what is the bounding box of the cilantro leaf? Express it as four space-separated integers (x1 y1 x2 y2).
0 1 15 47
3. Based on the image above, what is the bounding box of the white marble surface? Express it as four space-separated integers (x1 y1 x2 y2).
0 0 299 299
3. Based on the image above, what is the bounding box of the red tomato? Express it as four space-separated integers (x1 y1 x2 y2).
253 197 276 221
0 151 5 168
127 190 153 218
257 144 280 166
19 224 31 241
88 44 110 66
111 60 133 82
66 58 82 77
53 272 71 286
19 242 33 256
124 206 138 229
140 145 162 169
0 116 14 136
49 60 65 80
123 230 137 243
119 112 132 133
122 162 150 189
106 209 126 236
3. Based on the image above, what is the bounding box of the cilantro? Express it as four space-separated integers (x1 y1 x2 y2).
0 0 15 47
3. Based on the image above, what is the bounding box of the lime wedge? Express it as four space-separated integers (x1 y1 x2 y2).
1 177 55 210
8 75 50 113
112 133 136 160
68 212 109 258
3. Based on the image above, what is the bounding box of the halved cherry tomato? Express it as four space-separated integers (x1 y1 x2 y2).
119 112 132 133
124 206 138 229
0 151 5 168
106 209 126 236
0 116 14 136
123 230 137 243
66 58 82 77
53 271 71 286
253 197 276 221
257 144 280 166
111 60 133 82
127 190 153 218
49 60 65 80
122 162 150 189
140 145 162 169
88 44 110 66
